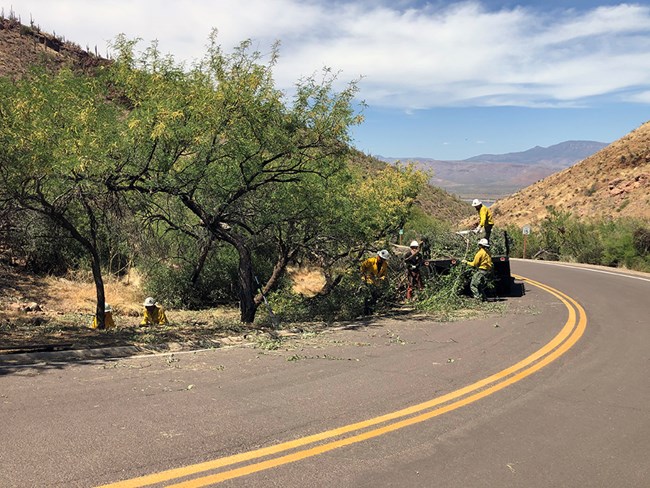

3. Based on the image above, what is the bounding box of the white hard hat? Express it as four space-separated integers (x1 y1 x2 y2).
377 249 390 260
472 199 482 207
409 240 419 248
143 297 156 307
478 238 490 247
104 303 112 312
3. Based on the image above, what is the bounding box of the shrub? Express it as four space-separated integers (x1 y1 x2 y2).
415 265 476 318
263 271 366 324
633 226 650 256
505 212 650 272
401 209 448 244
18 215 86 274
141 246 240 309
599 220 650 271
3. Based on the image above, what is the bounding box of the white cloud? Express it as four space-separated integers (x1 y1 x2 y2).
623 90 650 103
9 1 650 108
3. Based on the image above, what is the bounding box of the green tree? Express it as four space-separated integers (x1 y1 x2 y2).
105 33 424 323
0 68 122 328
0 32 436 327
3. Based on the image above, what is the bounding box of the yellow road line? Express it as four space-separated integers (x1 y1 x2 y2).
99 276 586 488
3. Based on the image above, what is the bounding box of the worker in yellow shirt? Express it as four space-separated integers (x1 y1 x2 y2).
360 249 390 314
91 303 116 329
472 199 494 242
360 249 390 284
141 297 168 326
463 238 493 301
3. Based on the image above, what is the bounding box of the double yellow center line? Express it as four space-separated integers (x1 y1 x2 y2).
100 275 586 487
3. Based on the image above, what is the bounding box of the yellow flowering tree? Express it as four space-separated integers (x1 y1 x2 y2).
0 68 122 329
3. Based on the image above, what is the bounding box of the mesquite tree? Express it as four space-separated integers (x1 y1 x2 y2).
0 69 122 328
105 34 375 323
0 34 426 326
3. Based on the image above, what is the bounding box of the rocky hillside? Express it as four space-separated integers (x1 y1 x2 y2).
0 16 107 78
488 121 650 228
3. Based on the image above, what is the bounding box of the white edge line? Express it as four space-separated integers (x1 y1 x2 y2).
511 259 650 283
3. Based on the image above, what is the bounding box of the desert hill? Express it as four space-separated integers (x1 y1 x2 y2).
488 121 650 229
0 15 107 77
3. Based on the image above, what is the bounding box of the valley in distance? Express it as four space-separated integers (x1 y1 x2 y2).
378 140 608 204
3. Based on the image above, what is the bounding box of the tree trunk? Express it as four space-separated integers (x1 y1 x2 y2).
44 205 108 331
90 249 107 330
236 242 257 323
190 236 214 286
254 247 292 306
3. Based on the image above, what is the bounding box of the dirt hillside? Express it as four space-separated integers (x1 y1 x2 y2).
0 16 107 78
487 121 650 229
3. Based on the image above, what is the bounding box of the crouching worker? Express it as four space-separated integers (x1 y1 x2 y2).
141 297 168 326
463 238 493 301
91 303 116 329
360 249 390 314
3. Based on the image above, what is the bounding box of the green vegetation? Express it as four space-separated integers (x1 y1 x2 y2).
0 66 126 328
0 32 440 326
284 206 650 323
504 207 650 272
262 226 506 324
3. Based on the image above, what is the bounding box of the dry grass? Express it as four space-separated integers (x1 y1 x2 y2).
40 269 144 317
0 265 242 351
0 264 334 352
0 265 335 327
287 266 326 297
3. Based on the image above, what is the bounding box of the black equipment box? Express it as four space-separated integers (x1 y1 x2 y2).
491 255 512 295
428 258 460 275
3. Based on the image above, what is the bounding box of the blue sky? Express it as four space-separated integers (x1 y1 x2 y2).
7 1 650 160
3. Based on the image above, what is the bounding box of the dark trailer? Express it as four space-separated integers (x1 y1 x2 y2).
427 232 522 298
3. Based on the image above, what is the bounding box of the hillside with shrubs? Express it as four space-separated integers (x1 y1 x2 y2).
490 121 650 228
483 122 650 271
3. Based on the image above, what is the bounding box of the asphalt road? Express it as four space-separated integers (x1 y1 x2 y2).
1 259 648 487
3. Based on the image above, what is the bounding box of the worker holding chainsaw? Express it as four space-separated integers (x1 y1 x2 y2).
471 199 494 243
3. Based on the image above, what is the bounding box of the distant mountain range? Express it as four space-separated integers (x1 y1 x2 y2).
378 140 608 201
462 141 608 165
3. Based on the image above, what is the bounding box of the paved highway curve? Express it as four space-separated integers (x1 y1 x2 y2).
96 260 648 487
2 260 649 487
96 273 584 487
